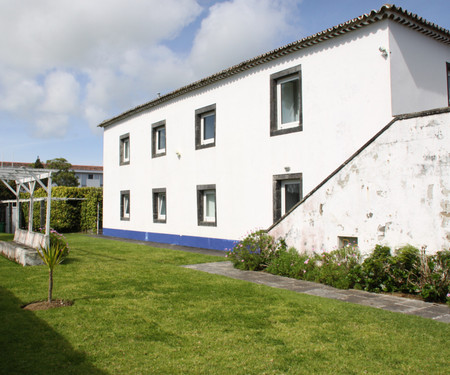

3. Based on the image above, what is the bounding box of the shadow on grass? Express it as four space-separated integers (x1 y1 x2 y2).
0 287 107 375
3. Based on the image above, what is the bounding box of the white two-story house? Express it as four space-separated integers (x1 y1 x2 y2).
100 4 450 251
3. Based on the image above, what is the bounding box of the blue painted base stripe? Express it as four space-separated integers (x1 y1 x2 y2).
103 228 237 251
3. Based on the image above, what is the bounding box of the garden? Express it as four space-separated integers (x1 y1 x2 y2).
0 232 449 374
227 231 450 305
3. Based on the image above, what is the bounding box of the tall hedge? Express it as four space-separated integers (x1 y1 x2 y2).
21 187 103 233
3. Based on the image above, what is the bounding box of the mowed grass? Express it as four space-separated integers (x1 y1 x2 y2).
0 233 448 375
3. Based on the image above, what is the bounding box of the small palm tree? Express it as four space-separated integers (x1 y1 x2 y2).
37 240 67 303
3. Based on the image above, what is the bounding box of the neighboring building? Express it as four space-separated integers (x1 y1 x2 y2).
0 162 103 188
72 165 103 188
99 4 450 252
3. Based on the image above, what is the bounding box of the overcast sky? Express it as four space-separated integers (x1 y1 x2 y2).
1 0 449 166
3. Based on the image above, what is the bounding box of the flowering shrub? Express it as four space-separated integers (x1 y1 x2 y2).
226 230 286 271
38 228 70 259
265 247 315 279
315 246 362 289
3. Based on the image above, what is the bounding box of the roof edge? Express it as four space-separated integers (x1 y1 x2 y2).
99 4 450 129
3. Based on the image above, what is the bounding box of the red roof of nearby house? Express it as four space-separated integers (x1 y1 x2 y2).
0 162 103 172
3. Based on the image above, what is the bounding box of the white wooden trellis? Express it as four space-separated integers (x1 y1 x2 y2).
0 167 54 248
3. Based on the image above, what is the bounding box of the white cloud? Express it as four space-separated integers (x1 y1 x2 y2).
0 74 43 113
189 0 300 76
35 114 70 138
0 0 302 142
41 71 80 114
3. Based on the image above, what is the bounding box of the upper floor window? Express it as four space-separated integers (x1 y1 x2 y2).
120 133 130 165
88 174 94 180
195 104 216 150
197 184 216 226
270 65 302 136
120 190 130 220
152 188 167 223
273 173 302 222
152 120 166 158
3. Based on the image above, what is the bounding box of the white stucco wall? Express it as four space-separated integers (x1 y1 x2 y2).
269 110 450 255
102 19 449 250
389 21 450 115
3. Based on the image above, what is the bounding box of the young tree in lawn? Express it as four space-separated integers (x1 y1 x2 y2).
36 231 69 303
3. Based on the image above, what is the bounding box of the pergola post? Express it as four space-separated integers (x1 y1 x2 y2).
45 175 52 249
15 184 20 233
28 181 36 233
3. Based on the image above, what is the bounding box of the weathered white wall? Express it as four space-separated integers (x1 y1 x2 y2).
389 21 450 115
269 110 450 255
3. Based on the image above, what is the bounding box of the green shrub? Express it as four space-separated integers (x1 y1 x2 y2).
265 247 313 279
21 187 102 233
417 249 450 303
227 230 286 271
361 245 394 292
228 238 449 303
388 245 420 294
315 246 362 289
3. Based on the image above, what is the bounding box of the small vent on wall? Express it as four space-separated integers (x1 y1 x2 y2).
338 236 358 248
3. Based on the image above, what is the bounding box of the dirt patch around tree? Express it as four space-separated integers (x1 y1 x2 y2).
22 300 74 311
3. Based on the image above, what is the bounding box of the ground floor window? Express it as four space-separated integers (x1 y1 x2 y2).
120 190 130 220
273 173 302 222
197 185 216 226
152 188 167 223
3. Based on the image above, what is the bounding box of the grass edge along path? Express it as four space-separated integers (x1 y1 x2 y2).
0 233 448 375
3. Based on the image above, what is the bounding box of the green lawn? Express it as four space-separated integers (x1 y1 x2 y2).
0 233 448 375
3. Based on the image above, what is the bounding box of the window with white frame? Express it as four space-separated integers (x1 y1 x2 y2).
120 190 130 220
273 173 302 222
120 133 130 165
195 104 216 150
197 184 216 226
270 65 302 136
152 188 166 223
152 120 166 158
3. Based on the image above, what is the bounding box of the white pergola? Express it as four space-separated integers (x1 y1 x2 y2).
0 167 54 248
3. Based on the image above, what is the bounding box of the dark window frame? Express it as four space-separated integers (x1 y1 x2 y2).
120 190 130 221
119 133 130 165
447 62 450 107
197 184 217 226
152 120 166 158
273 173 302 222
270 65 303 137
152 188 167 223
195 104 216 150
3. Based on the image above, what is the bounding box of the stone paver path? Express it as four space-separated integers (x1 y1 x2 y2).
183 261 450 323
